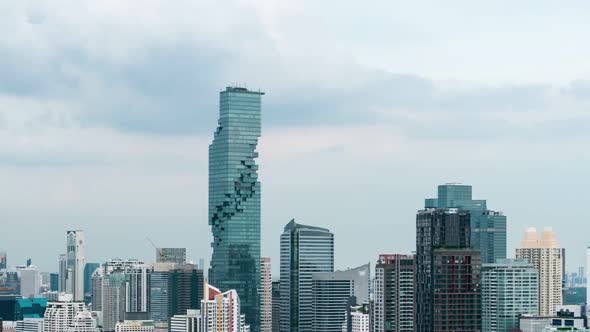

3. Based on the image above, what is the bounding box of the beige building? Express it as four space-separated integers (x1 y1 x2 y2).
260 257 272 332
115 321 155 332
516 227 563 316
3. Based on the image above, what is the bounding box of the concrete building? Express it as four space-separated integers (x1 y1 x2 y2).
18 266 40 298
42 293 87 332
516 227 564 316
201 283 250 332
482 259 539 332
373 254 415 332
156 248 186 265
115 320 155 332
58 255 67 293
15 318 43 332
68 311 99 332
260 257 272 332
342 304 370 332
169 309 201 332
66 231 86 302
280 220 334 332
311 264 370 332
271 281 280 332
148 263 175 324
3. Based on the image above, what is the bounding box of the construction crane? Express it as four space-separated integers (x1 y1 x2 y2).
146 237 166 261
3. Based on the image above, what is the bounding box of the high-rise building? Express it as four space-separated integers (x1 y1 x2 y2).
156 248 186 265
426 183 507 264
169 309 201 332
311 264 370 332
102 272 127 332
170 264 203 317
66 230 85 301
280 220 334 332
114 320 155 332
19 265 40 298
4 271 20 294
125 264 151 314
58 254 67 293
69 311 99 332
260 257 272 332
149 263 175 324
83 263 99 302
208 86 264 331
343 303 370 332
416 208 482 332
482 258 539 332
202 283 250 332
15 318 44 332
42 293 87 332
373 254 415 332
271 281 280 332
516 227 564 316
49 273 59 292
0 252 6 270
15 297 47 320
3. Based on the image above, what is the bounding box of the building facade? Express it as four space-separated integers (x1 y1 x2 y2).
170 309 201 332
202 284 250 332
42 294 87 332
311 264 370 332
516 227 563 316
260 257 272 332
0 252 6 270
83 263 99 302
373 254 415 332
114 321 155 332
271 281 280 332
156 248 186 265
66 231 86 302
416 208 482 332
280 220 334 332
170 264 203 317
19 266 40 298
426 183 507 264
58 254 67 293
482 259 539 332
68 311 99 332
148 269 171 324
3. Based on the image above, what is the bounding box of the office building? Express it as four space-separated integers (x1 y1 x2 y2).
170 309 201 332
373 254 415 332
260 257 272 332
0 295 20 321
83 263 99 302
58 255 67 293
115 320 155 332
15 298 47 320
69 310 99 332
202 283 250 332
125 264 151 314
482 259 539 332
149 263 175 324
311 264 370 332
271 281 280 332
343 303 370 332
102 272 127 332
170 264 203 317
0 253 6 270
209 86 264 331
15 318 43 332
416 208 482 332
426 183 507 264
42 293 87 332
19 266 40 298
516 227 564 316
280 220 334 332
156 248 186 265
49 274 58 292
66 231 85 301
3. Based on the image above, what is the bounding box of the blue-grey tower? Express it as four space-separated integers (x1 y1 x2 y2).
209 86 264 331
425 183 507 264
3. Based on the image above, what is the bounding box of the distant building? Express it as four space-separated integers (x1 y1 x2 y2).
0 252 6 270
15 318 43 332
156 249 186 265
516 227 563 316
101 272 127 332
42 293 87 332
15 298 47 320
311 264 370 332
260 257 272 332
343 303 370 332
0 294 20 321
520 305 587 332
202 283 250 332
271 281 280 332
482 259 539 332
66 231 86 302
169 309 201 332
58 255 67 293
83 263 99 302
149 263 175 324
280 220 334 332
69 310 99 332
49 274 59 292
19 266 40 298
170 264 203 317
373 254 415 332
115 320 155 332
3 272 20 295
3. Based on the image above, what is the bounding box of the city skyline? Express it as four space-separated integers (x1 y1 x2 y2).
2 1 590 279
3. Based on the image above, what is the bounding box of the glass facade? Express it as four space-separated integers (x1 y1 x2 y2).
149 272 171 323
208 86 264 331
426 184 507 264
280 220 334 332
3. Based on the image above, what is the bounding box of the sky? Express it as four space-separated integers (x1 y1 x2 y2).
1 0 590 275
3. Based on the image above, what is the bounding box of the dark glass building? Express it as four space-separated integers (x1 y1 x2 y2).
49 273 59 292
208 86 264 331
15 298 47 319
170 264 203 316
272 281 280 332
425 183 507 264
84 262 100 303
416 208 481 332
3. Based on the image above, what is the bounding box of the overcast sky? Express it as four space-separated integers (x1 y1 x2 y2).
1 0 590 275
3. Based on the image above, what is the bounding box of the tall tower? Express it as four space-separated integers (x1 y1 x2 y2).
516 227 563 316
208 86 264 331
66 230 86 301
426 183 507 264
260 257 272 332
280 219 334 332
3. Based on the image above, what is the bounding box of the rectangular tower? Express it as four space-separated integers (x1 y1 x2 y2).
208 86 264 331
260 257 272 332
66 230 85 302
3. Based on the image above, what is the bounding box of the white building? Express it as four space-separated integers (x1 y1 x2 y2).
43 294 88 332
59 254 67 293
201 283 250 332
69 311 99 332
115 320 155 332
342 305 370 332
170 310 202 332
18 265 40 298
15 318 43 332
516 227 563 316
66 230 86 302
260 257 272 332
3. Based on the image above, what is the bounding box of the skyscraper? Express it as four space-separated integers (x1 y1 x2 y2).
516 227 564 316
149 263 175 324
311 264 370 332
58 254 67 293
416 208 482 332
208 86 264 331
426 183 507 264
43 294 88 332
19 265 41 298
66 230 85 301
84 263 100 302
170 264 203 317
280 219 334 332
0 252 6 270
260 257 272 332
202 283 250 332
271 281 280 332
373 254 415 332
482 258 539 332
